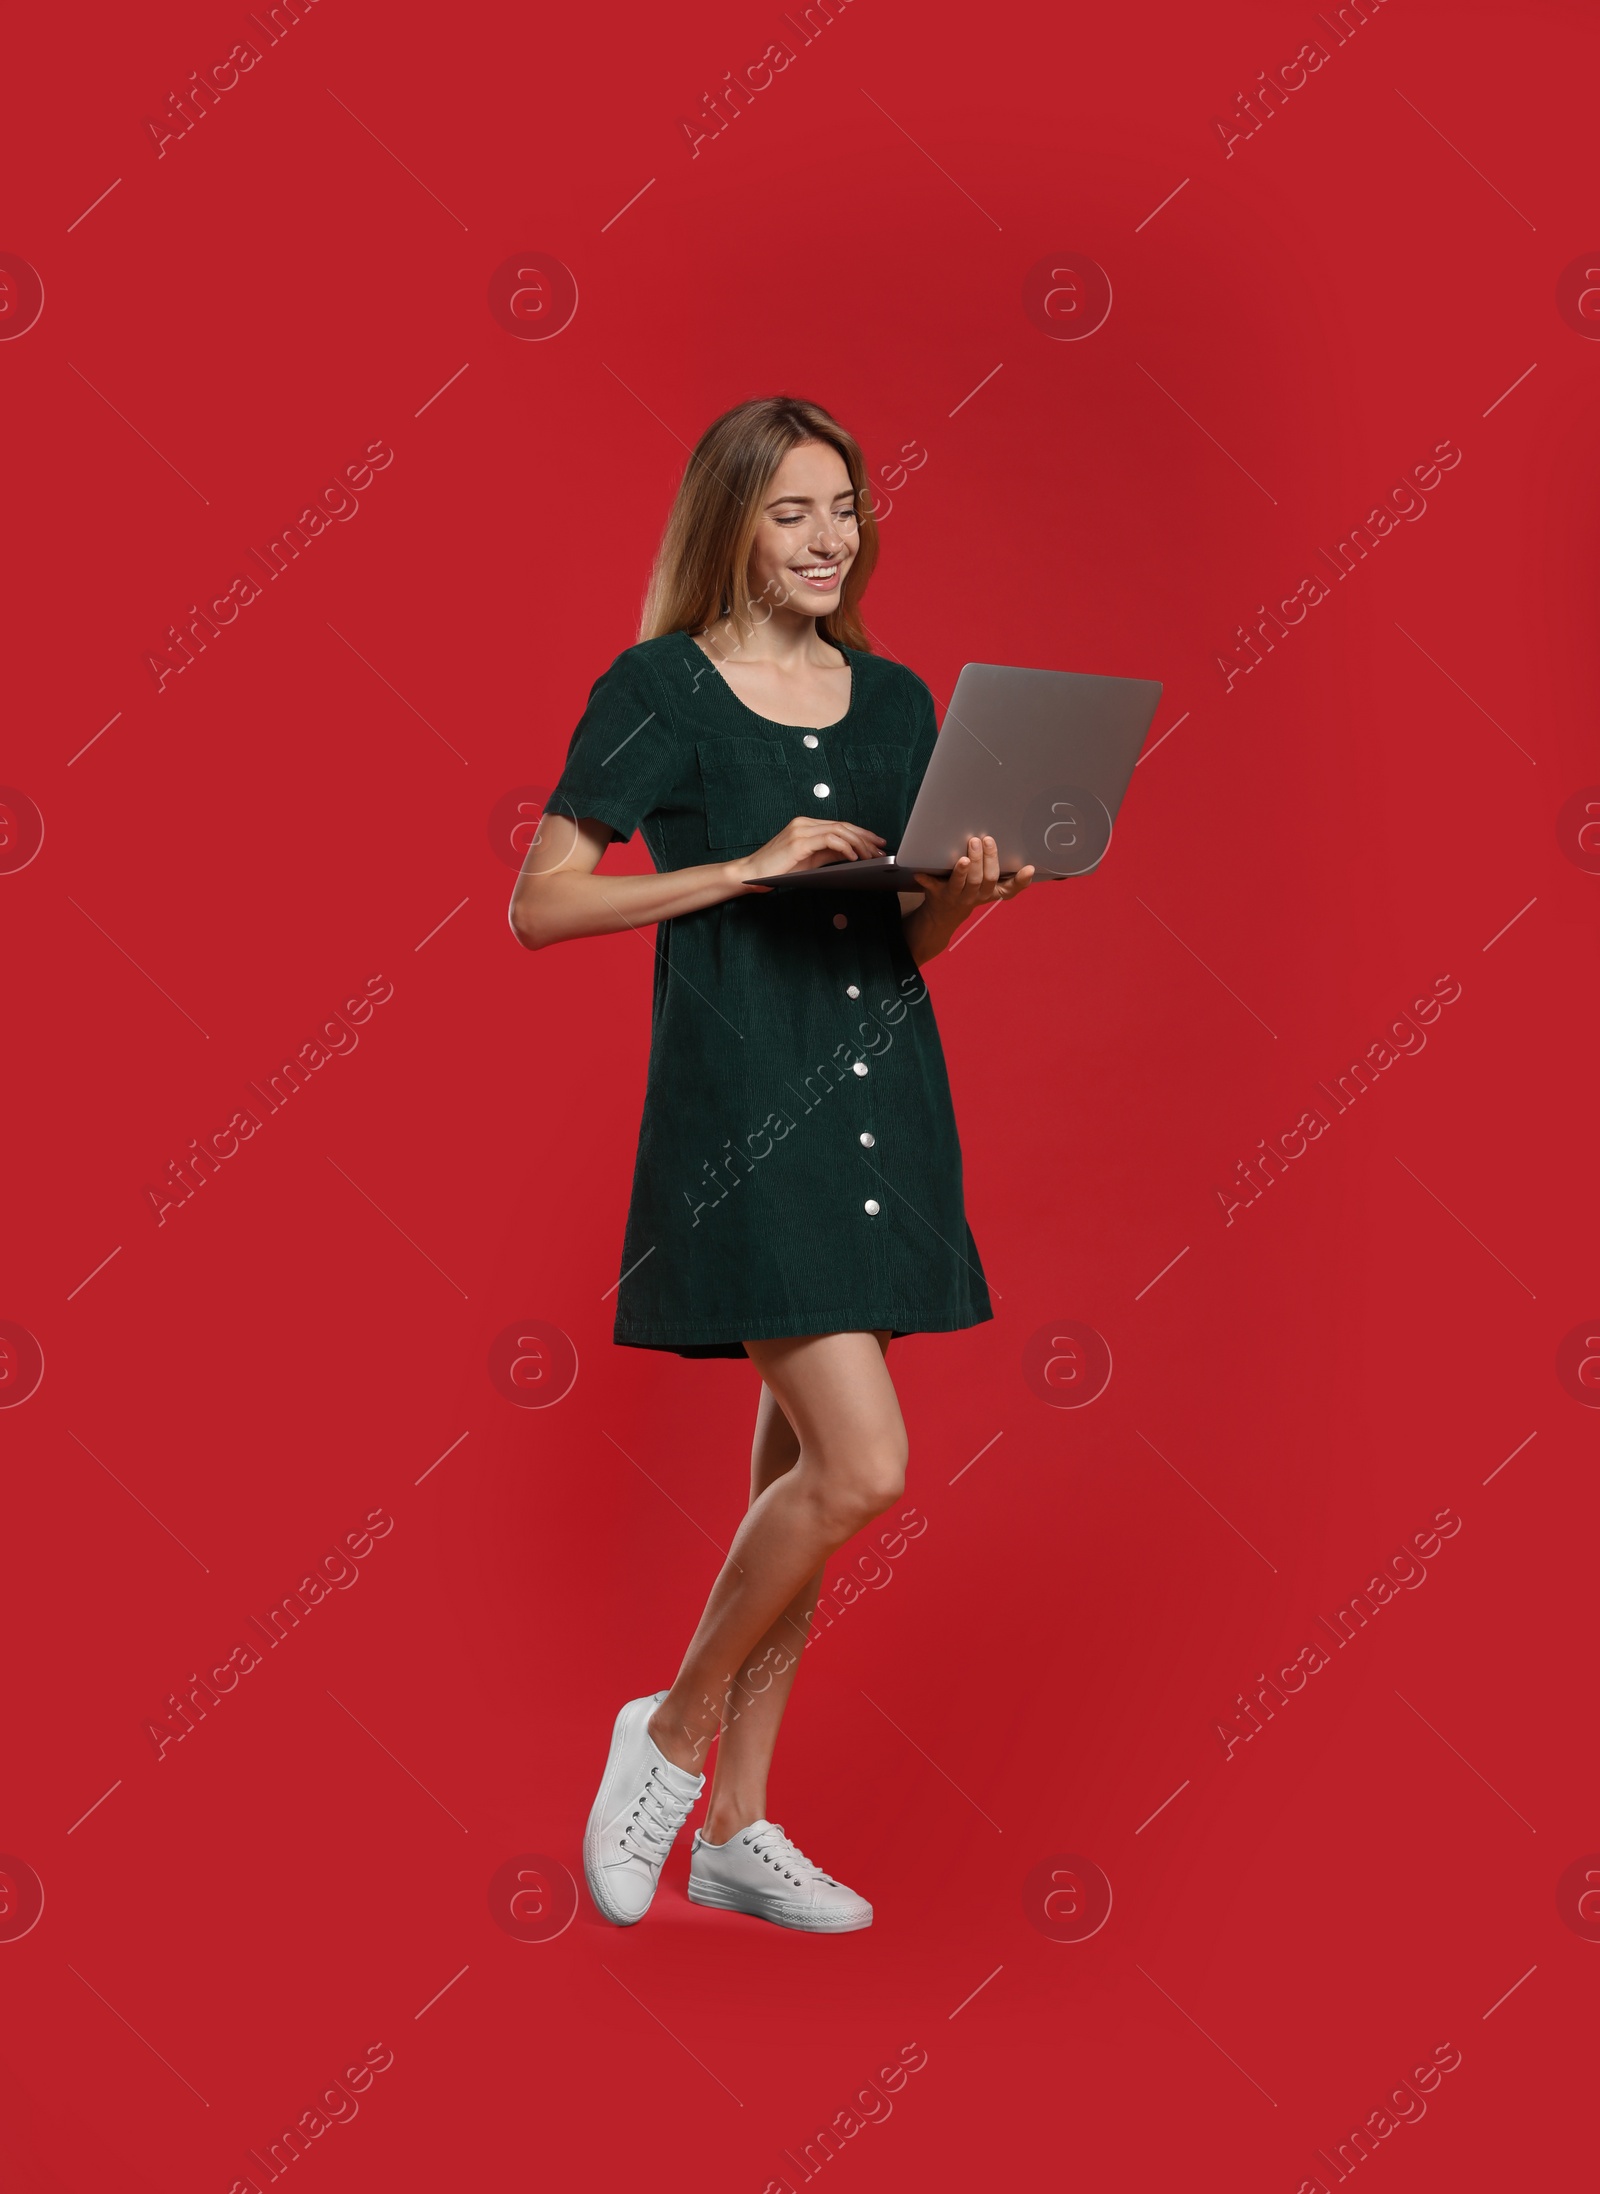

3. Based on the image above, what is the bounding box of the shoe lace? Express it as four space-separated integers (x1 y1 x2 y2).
619 1767 695 1864
744 1823 838 1887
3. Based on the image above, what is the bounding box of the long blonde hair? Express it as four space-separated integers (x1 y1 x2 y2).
639 395 880 651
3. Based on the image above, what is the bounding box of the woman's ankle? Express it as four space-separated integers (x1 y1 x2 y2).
646 1702 707 1775
701 1800 765 1845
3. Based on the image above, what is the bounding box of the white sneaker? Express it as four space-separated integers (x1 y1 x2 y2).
687 1818 873 1932
583 1691 705 1926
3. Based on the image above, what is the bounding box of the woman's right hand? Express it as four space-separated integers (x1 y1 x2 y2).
511 811 884 950
730 816 885 889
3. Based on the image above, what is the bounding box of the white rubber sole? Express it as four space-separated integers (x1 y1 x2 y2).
686 1877 873 1931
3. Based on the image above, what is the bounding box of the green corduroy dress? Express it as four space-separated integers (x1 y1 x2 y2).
543 631 993 1357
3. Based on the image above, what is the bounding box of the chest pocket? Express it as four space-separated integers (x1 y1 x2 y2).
842 742 912 842
696 738 797 851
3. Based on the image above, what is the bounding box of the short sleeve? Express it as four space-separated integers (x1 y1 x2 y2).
544 648 676 844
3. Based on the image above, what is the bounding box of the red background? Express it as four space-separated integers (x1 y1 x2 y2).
3 0 1596 2186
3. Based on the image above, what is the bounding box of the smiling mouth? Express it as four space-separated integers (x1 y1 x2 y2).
792 563 841 589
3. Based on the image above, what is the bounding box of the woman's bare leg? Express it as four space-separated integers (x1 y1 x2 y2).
698 1581 820 1842
647 1331 901 1779
700 1352 885 1841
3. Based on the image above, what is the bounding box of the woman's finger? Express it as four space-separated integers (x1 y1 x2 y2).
785 818 883 848
925 860 961 911
786 820 885 865
812 831 866 863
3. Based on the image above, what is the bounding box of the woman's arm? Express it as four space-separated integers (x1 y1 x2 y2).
508 811 886 951
903 834 1036 967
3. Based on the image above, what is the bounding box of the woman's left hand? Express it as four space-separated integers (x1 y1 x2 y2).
904 834 1036 965
912 835 1036 934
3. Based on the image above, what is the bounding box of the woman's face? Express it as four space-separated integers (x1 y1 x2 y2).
745 439 859 622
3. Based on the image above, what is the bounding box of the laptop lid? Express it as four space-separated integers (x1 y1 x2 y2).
898 664 1163 878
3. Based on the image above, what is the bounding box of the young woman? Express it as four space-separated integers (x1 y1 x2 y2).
510 395 1033 1932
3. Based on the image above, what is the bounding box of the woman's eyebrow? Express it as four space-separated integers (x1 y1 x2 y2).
764 490 858 507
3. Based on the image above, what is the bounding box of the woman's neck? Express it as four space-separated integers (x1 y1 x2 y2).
697 606 839 668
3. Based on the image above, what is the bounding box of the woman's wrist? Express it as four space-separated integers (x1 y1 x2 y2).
905 899 959 965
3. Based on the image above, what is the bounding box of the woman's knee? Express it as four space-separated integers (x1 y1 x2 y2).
813 1432 908 1536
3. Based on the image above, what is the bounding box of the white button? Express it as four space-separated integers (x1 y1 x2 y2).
860 1132 875 1147
803 734 819 749
852 1061 868 1077
812 782 830 798
864 1199 881 1216
846 984 860 999
832 913 848 929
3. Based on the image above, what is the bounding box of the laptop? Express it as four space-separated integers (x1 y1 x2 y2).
763 663 1164 891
